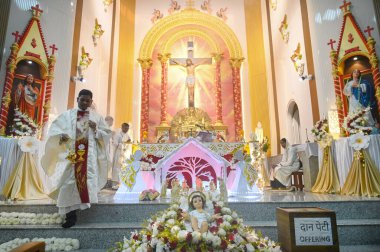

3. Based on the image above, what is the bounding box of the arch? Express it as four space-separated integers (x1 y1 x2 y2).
139 9 243 59
287 100 301 145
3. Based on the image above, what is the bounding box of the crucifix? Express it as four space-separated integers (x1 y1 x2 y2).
169 41 212 108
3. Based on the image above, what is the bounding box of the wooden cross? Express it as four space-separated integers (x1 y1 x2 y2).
31 4 43 17
327 39 336 50
339 0 351 13
169 41 212 108
364 26 374 37
49 44 58 55
11 31 21 43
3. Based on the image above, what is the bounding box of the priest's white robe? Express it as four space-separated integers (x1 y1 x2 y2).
272 145 301 187
111 131 131 182
41 108 111 214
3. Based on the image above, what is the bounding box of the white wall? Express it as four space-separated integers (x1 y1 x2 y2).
73 0 114 118
268 0 314 144
0 0 77 121
307 0 380 118
133 0 250 140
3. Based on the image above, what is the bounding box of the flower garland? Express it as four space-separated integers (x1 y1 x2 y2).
311 119 333 148
0 237 79 252
110 200 280 251
0 212 64 225
342 108 372 135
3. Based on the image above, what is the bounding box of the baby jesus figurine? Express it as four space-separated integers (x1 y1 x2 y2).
183 191 221 233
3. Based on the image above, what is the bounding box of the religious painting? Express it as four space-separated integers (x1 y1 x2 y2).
6 64 45 135
341 68 380 123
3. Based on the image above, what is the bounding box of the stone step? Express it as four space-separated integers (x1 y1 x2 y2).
1 200 379 223
1 219 379 249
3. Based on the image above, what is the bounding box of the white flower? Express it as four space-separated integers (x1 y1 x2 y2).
171 225 181 234
18 136 39 153
166 219 175 226
349 132 370 151
177 230 188 241
217 228 226 237
246 243 255 252
166 210 177 218
192 231 202 244
212 235 221 247
221 207 231 215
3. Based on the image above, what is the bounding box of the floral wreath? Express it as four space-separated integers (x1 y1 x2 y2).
188 191 206 209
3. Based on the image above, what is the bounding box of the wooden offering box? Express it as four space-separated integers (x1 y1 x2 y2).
276 207 339 252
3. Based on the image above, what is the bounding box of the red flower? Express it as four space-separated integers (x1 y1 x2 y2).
228 233 234 241
147 234 152 241
231 220 238 225
216 218 223 226
169 240 178 249
214 206 221 214
221 240 228 249
186 232 192 243
209 226 218 234
181 247 187 252
163 237 169 244
132 234 139 240
157 225 164 231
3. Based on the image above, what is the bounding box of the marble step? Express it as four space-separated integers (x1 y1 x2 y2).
1 200 380 223
1 219 380 249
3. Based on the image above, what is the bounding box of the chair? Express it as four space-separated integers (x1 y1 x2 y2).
291 170 304 191
11 242 45 252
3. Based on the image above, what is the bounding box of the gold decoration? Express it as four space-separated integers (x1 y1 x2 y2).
211 53 223 63
139 8 243 59
1 91 11 109
270 0 277 10
170 107 213 139
370 55 379 68
78 47 92 77
376 87 380 100
279 15 289 43
0 126 5 136
92 18 105 46
137 58 153 69
290 43 304 76
230 57 245 68
335 96 343 110
157 53 171 63
66 150 77 164
43 100 51 114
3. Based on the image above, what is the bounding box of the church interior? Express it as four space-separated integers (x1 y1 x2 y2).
0 0 380 251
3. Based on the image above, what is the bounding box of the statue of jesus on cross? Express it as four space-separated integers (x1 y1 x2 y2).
170 41 212 108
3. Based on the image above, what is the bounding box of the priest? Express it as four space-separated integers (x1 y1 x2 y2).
41 89 111 228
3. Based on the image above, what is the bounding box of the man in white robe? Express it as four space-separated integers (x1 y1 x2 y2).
41 89 111 228
270 138 301 188
111 123 131 189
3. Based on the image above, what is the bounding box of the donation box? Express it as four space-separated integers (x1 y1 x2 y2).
276 207 339 252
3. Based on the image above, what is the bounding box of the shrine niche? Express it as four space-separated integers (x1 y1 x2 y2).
328 0 380 131
0 4 57 137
